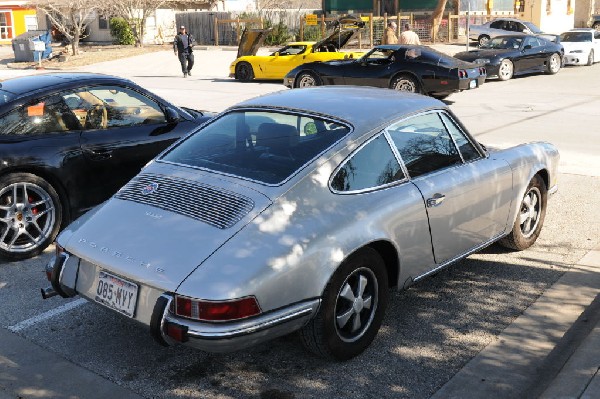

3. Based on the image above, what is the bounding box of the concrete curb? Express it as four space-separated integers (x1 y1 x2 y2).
0 328 143 399
432 245 600 399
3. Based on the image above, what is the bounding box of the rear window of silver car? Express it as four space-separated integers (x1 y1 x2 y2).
160 110 351 184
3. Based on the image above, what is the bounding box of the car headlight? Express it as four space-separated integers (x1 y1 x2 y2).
569 50 583 53
475 58 490 65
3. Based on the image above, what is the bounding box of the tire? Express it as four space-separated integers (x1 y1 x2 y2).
587 49 594 66
593 22 600 32
300 247 389 361
235 62 254 82
546 53 561 74
390 74 420 93
499 174 547 251
478 35 490 46
0 173 63 261
432 94 450 100
295 72 321 88
498 59 514 81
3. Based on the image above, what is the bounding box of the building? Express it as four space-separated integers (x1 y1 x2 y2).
0 0 38 45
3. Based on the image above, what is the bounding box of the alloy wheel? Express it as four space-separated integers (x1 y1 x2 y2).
519 186 541 239
393 78 417 92
499 60 513 80
297 73 317 87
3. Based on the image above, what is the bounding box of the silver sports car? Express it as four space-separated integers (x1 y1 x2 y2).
43 87 559 360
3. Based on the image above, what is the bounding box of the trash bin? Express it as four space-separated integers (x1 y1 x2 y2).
11 30 52 62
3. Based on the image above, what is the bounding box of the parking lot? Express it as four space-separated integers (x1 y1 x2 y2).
1 47 600 398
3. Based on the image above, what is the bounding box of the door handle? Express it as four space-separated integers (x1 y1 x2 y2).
426 193 446 208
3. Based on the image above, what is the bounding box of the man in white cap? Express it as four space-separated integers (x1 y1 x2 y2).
173 25 195 77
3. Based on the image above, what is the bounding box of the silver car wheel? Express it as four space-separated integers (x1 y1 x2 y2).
297 73 318 88
519 186 541 239
334 266 378 343
0 182 56 254
498 59 514 80
548 53 561 74
392 76 418 92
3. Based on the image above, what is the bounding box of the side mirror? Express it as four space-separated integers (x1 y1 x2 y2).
165 107 180 123
523 44 532 50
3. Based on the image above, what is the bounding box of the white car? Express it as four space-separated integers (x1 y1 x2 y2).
560 28 600 66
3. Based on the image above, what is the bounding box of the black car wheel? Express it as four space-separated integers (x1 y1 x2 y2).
546 53 561 74
235 62 254 82
390 74 420 93
498 59 514 81
478 35 490 46
0 173 63 261
499 174 547 251
300 247 389 360
295 72 321 88
587 50 594 66
593 22 600 31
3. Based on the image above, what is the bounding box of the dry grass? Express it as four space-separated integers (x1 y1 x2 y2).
3 44 170 70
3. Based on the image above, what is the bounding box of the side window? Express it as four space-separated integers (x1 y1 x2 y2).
387 112 461 178
62 86 166 130
440 113 481 162
331 134 405 192
0 95 79 136
490 21 503 29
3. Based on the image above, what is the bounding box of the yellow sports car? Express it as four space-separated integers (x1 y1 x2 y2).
229 26 365 81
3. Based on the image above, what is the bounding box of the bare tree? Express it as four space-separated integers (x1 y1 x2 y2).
30 0 100 55
430 0 448 41
106 0 168 47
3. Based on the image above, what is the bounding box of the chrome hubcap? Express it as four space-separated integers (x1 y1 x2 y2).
298 74 316 87
519 186 541 238
499 61 513 78
335 267 378 342
550 55 560 72
0 183 55 253
394 79 416 92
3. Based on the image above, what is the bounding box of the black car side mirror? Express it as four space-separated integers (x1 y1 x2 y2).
165 108 180 123
523 44 532 50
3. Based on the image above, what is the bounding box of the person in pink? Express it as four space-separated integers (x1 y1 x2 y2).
399 23 421 45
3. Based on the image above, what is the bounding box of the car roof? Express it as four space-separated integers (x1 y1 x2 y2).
230 86 444 131
490 17 526 22
0 72 130 96
568 28 595 32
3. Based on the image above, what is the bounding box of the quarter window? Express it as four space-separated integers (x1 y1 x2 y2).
62 86 166 130
331 134 404 192
387 112 461 178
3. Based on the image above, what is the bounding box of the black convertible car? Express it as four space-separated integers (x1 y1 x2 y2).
454 34 564 81
283 45 486 99
0 73 212 260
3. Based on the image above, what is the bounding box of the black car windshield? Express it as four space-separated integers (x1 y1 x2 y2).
0 89 16 105
481 36 523 49
160 110 351 184
560 32 592 42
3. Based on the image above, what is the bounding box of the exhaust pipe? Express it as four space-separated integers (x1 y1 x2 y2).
41 287 58 299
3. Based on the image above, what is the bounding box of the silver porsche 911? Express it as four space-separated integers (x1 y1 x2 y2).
43 87 559 360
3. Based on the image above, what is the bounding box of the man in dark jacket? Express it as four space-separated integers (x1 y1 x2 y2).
173 25 194 77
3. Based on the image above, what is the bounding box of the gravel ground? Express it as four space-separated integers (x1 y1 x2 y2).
3 173 596 399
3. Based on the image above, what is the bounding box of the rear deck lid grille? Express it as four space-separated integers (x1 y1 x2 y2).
115 173 255 229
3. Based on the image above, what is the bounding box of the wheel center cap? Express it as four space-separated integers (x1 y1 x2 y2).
16 212 23 222
353 297 364 313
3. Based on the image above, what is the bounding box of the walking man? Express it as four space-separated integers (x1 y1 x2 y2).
382 21 398 45
174 25 194 77
399 24 421 45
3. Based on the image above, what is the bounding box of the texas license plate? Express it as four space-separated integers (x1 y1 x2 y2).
469 79 477 89
95 271 139 318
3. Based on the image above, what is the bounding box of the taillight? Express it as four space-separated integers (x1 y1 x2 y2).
173 295 261 321
479 67 486 75
458 69 467 78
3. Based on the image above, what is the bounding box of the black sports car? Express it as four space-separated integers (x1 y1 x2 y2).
283 45 486 99
454 34 564 81
0 73 212 260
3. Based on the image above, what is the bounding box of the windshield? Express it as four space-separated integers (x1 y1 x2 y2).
160 110 351 185
481 36 523 49
560 32 592 42
523 22 542 34
0 89 16 105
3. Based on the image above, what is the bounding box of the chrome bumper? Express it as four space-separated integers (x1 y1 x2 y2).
154 296 321 352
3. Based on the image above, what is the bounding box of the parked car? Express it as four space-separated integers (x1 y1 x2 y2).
468 17 554 46
43 87 559 361
454 34 563 80
560 28 600 66
0 73 212 260
283 45 486 99
229 22 364 81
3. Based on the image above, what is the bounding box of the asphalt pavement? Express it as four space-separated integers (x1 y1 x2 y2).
1 43 599 399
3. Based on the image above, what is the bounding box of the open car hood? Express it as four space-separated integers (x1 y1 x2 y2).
237 28 270 58
314 16 365 51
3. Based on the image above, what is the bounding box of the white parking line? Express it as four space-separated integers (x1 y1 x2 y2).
8 298 87 333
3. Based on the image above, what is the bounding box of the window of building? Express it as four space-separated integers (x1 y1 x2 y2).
98 16 109 30
0 11 14 40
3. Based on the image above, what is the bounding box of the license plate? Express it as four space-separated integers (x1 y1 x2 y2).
469 79 477 89
95 271 139 318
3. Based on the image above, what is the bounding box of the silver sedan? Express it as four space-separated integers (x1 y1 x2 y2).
43 87 559 361
469 18 544 46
